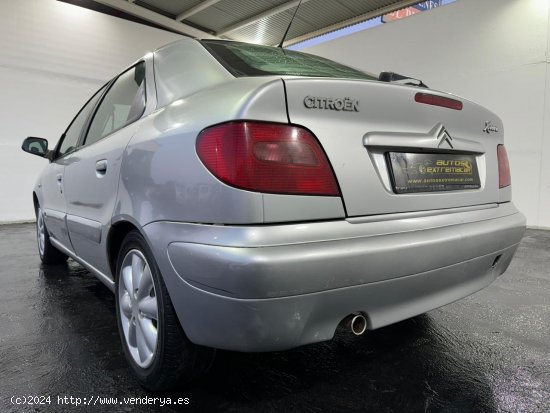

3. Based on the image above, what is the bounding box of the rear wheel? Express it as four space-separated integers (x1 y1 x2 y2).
115 230 215 391
36 206 68 265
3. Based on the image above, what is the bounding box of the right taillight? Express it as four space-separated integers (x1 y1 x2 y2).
196 121 340 196
497 144 511 188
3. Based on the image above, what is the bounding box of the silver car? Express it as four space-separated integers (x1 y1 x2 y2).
22 39 526 390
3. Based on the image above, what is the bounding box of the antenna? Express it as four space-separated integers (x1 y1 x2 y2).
278 0 303 48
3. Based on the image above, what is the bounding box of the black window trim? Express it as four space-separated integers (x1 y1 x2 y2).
80 61 147 149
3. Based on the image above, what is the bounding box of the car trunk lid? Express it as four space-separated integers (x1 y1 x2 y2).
283 77 503 217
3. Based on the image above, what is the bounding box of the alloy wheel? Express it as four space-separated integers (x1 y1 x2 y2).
118 249 159 368
36 207 45 256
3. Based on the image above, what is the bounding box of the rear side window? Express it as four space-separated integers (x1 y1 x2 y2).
85 62 146 146
202 40 377 81
57 86 106 158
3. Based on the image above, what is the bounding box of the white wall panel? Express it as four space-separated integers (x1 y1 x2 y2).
539 0 550 228
0 0 181 222
302 0 550 228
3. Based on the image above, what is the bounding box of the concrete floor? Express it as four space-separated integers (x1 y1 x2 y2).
0 224 548 413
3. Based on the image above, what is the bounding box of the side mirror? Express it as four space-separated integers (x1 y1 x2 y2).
22 137 49 158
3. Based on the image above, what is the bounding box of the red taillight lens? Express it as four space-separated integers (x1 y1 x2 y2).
415 93 463 110
497 144 511 188
196 121 340 196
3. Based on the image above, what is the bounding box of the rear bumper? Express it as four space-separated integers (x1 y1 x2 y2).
143 202 525 351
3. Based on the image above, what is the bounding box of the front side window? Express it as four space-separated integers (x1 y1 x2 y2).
57 86 106 158
85 62 146 146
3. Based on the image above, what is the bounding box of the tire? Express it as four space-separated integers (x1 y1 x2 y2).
115 230 215 391
36 205 68 265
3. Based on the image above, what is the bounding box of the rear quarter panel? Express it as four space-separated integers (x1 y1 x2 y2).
115 77 344 225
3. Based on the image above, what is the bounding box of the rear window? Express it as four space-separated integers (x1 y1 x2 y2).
201 40 377 81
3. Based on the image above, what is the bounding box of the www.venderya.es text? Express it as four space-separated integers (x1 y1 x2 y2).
10 395 190 407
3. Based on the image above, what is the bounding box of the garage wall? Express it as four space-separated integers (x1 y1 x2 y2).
301 0 550 228
0 0 182 223
2 0 547 228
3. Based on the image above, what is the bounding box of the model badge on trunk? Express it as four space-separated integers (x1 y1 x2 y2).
304 96 359 112
483 121 499 134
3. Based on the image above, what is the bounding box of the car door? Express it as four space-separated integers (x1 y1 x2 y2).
64 62 147 278
41 86 106 252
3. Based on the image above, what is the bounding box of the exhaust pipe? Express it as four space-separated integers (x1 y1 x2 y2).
344 313 368 336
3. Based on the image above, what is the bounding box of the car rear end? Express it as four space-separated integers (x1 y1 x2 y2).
140 40 525 352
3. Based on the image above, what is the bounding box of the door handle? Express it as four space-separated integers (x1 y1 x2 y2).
95 160 108 174
56 173 63 193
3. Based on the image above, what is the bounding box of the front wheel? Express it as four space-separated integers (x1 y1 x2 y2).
115 230 214 391
36 206 68 265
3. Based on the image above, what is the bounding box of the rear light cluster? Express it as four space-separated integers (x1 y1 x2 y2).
497 144 511 188
415 92 463 111
196 121 340 196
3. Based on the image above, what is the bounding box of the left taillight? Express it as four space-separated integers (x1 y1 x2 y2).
196 121 340 196
497 144 511 188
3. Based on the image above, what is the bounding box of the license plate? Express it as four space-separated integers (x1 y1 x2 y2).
388 152 481 194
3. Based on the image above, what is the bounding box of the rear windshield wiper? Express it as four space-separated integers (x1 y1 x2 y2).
378 71 428 88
